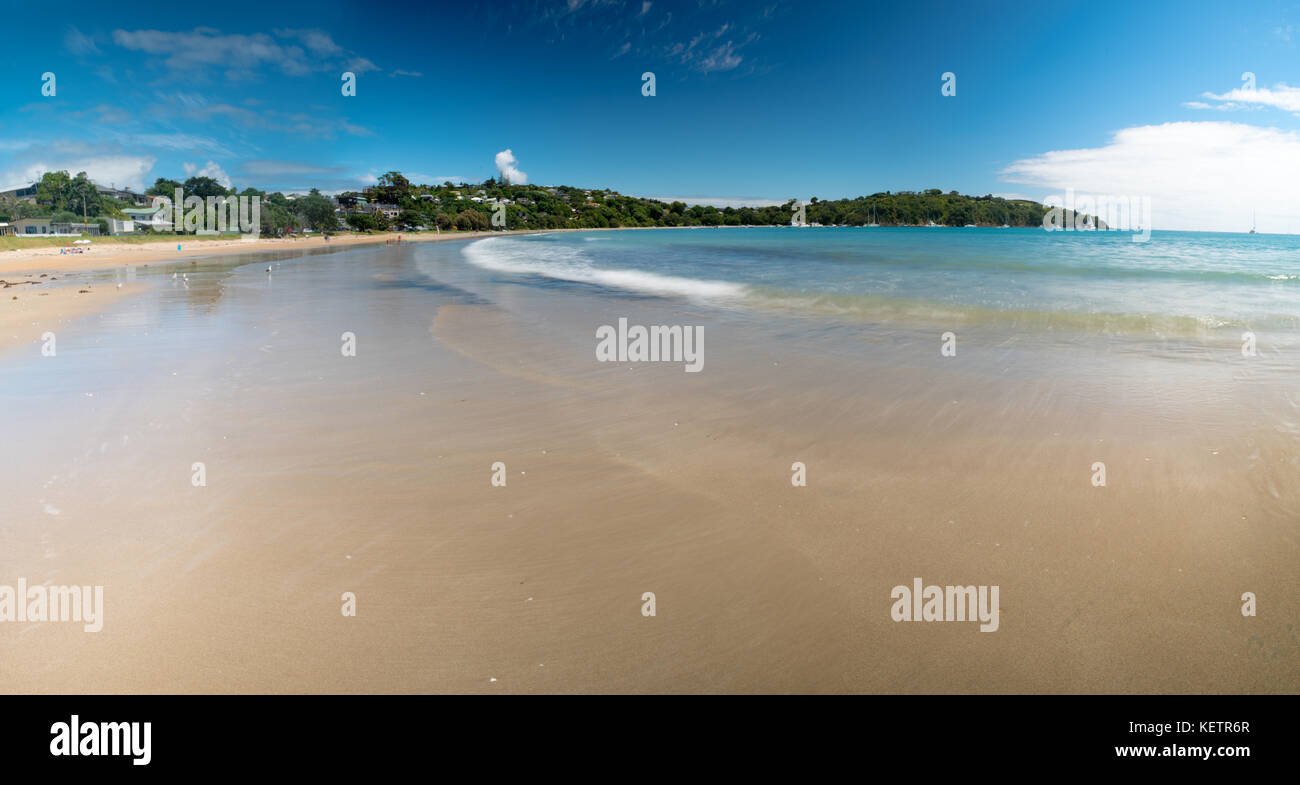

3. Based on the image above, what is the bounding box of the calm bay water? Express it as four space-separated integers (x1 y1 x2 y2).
460 227 1300 336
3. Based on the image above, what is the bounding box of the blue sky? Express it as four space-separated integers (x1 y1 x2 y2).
6 0 1300 230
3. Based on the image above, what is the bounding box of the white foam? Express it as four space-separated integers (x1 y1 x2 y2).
463 237 747 301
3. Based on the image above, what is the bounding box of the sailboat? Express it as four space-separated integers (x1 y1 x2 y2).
867 205 879 228
1249 210 1256 234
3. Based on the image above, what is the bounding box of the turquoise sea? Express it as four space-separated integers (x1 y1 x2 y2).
458 227 1300 336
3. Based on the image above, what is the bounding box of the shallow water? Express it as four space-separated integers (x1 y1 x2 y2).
463 227 1300 337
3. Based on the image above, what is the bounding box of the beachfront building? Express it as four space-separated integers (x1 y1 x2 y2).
107 206 171 235
11 218 103 236
0 181 39 203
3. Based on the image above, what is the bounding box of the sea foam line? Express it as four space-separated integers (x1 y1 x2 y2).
463 237 747 301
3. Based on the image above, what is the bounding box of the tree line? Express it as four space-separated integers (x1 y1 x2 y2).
0 169 1072 236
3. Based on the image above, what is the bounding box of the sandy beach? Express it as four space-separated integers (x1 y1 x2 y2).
0 231 1294 694
0 230 530 278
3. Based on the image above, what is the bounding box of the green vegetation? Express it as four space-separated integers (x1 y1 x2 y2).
342 174 1065 230
1 169 1085 240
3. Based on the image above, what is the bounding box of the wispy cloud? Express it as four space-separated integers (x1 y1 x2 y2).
666 23 758 73
110 27 380 80
239 160 346 178
147 91 373 139
1194 83 1300 115
64 26 101 56
272 28 343 57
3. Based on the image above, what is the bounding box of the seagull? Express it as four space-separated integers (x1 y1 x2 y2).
266 267 272 273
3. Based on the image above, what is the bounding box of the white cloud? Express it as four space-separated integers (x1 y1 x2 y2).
182 160 232 187
7 155 156 191
494 149 527 184
1001 121 1300 232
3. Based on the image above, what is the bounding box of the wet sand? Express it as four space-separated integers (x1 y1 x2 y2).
0 227 674 278
0 237 1294 693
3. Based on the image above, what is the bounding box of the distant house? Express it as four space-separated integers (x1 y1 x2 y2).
108 206 170 234
12 218 53 235
0 180 150 206
95 184 151 206
0 182 39 203
0 222 14 236
367 203 400 220
12 218 102 236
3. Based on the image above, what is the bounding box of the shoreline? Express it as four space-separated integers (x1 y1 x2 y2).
0 229 588 356
0 225 707 279
0 229 563 278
